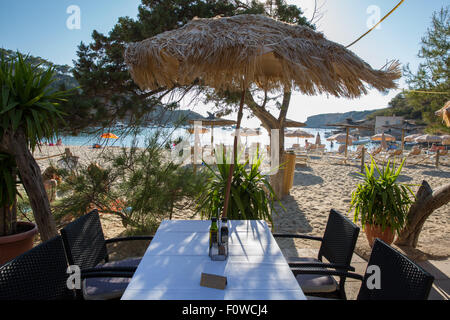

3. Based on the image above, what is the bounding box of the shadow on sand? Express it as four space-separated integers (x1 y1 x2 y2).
292 168 324 186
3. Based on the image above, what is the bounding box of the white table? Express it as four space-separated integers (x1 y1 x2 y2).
121 220 306 300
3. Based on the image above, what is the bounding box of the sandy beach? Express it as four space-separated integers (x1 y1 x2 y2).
33 144 450 262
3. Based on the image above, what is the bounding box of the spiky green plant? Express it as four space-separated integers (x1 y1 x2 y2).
0 51 68 150
349 156 416 234
197 147 282 223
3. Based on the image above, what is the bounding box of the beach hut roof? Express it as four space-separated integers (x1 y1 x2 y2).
124 14 400 96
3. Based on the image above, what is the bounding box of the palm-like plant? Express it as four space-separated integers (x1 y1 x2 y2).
197 147 281 224
0 51 70 240
349 156 416 234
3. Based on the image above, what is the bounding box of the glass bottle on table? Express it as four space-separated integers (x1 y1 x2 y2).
209 217 218 257
219 217 229 257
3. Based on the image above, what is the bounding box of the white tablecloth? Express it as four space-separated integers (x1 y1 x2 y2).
121 220 306 300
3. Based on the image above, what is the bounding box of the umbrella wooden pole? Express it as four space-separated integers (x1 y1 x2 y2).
211 124 214 156
345 127 349 158
222 88 246 218
401 129 405 153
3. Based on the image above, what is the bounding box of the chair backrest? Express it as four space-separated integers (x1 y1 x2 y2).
357 239 434 300
318 209 360 268
0 236 75 300
337 145 346 154
60 209 108 269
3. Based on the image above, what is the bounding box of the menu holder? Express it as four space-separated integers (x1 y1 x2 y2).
200 272 227 290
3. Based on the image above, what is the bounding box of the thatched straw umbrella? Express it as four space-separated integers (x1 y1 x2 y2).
285 129 314 144
124 14 400 217
435 101 450 127
326 119 372 157
189 116 236 154
382 120 424 152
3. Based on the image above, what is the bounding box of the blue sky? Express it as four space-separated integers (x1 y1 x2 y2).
0 0 447 125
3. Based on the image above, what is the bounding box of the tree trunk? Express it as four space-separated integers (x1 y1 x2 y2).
244 90 291 200
395 180 450 248
270 128 285 199
2 130 58 241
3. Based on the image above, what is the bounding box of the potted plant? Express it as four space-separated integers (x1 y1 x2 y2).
0 152 38 265
349 157 415 247
197 146 282 224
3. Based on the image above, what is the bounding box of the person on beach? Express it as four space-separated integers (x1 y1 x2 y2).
42 166 61 202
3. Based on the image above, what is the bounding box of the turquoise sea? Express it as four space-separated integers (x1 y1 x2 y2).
58 126 381 152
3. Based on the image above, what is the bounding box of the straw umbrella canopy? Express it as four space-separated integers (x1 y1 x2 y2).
441 135 450 145
382 120 424 152
124 14 400 217
371 133 396 142
404 133 422 142
189 115 236 152
326 119 372 157
231 128 261 145
435 101 450 127
415 134 442 144
327 133 356 144
285 129 314 144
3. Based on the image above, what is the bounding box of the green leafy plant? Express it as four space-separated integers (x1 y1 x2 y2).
53 133 207 235
349 156 416 234
1 51 72 240
0 51 69 150
197 147 282 223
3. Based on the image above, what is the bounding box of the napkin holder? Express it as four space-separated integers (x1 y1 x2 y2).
200 273 227 290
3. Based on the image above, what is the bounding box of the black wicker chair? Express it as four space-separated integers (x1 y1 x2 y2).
60 209 154 300
0 235 135 300
0 236 75 300
300 239 435 300
273 209 360 299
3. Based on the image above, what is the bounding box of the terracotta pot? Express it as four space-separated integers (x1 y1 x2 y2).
365 224 395 247
0 222 38 265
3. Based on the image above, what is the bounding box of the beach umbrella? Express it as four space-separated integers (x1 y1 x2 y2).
327 133 356 144
404 133 422 142
372 133 395 151
124 14 400 217
101 133 118 139
382 119 424 152
441 135 450 145
371 133 396 142
231 128 261 145
186 127 209 134
315 132 321 146
285 129 314 144
435 101 450 127
415 134 442 143
189 115 236 154
326 119 372 157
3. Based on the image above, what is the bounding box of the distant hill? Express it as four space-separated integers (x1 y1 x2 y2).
143 106 207 125
305 110 378 128
1 48 79 91
2 49 204 126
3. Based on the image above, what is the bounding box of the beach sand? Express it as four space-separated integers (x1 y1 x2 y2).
33 145 449 260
